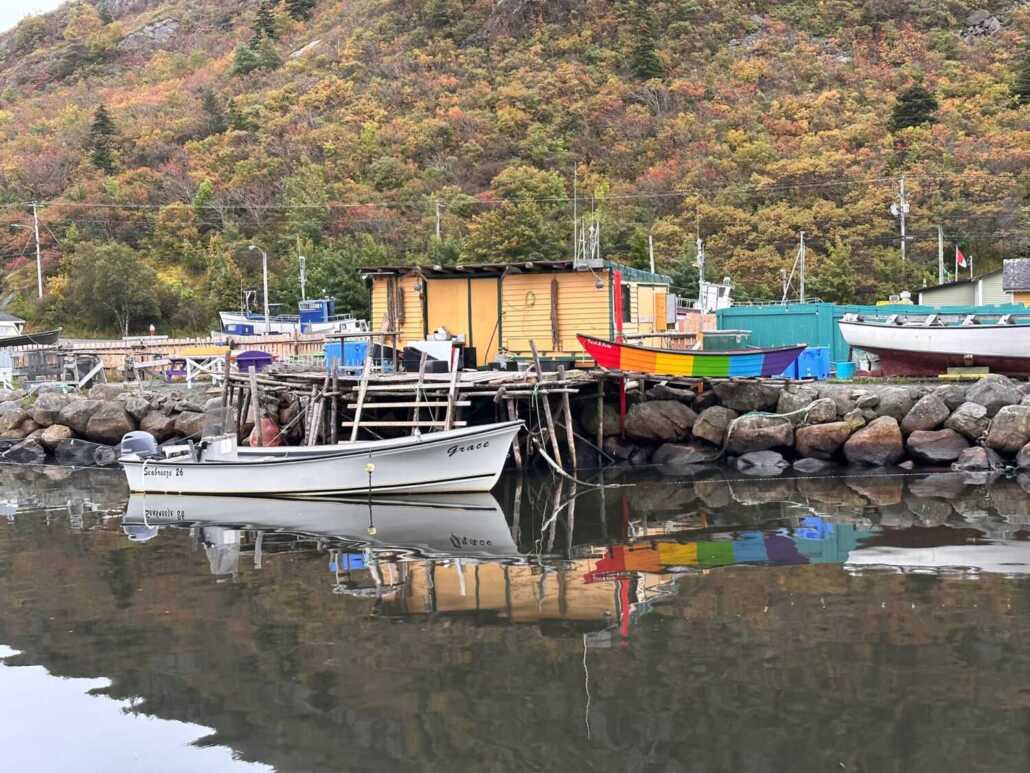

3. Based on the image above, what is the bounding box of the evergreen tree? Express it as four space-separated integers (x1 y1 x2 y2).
285 0 316 21
253 37 283 71
426 0 449 28
1014 45 1030 106
252 1 278 43
629 5 664 80
889 84 939 132
88 103 116 174
200 89 227 135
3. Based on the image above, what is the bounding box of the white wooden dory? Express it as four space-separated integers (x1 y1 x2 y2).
120 421 522 497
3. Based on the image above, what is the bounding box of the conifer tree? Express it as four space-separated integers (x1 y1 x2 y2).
286 0 316 21
88 103 116 173
200 89 227 134
252 1 278 42
426 0 450 28
889 84 938 132
1014 45 1030 106
629 3 664 80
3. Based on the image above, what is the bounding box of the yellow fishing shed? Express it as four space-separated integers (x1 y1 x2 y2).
363 260 675 364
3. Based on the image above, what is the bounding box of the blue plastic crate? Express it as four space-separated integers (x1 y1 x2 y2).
796 346 830 380
344 342 368 368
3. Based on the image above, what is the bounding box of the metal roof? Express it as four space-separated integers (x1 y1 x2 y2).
362 259 672 284
1003 259 1030 292
917 268 1001 294
0 312 25 323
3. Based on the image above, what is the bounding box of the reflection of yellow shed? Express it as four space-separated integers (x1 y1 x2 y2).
364 261 674 363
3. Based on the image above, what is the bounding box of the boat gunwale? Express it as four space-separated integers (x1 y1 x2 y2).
576 333 806 357
120 420 523 469
839 320 1030 332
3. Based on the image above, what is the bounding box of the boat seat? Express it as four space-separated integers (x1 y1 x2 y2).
998 314 1012 325
962 315 979 326
922 314 939 327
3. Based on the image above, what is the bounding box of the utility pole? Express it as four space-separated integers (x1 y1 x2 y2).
799 231 806 303
937 224 945 285
298 254 307 302
695 210 704 312
648 231 655 274
32 203 43 299
890 176 910 262
434 199 441 241
572 166 577 262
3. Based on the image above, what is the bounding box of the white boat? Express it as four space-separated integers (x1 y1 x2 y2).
839 312 1030 376
218 311 369 336
122 492 520 560
119 421 522 497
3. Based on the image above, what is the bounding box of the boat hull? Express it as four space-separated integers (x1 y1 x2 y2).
121 421 522 496
577 334 804 378
839 320 1030 377
0 328 61 348
219 312 366 336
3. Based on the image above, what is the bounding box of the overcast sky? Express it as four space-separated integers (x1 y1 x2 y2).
0 0 67 34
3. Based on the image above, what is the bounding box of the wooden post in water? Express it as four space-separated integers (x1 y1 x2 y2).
530 339 562 468
329 364 339 444
596 379 605 463
412 351 428 429
558 366 577 470
305 384 319 446
220 350 232 408
350 343 374 442
248 365 264 447
443 344 460 431
506 399 523 472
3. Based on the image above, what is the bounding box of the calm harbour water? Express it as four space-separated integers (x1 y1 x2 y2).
3 464 1030 772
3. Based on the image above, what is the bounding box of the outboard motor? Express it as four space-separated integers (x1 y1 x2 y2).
120 431 160 460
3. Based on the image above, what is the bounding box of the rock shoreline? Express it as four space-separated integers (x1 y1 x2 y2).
587 374 1030 475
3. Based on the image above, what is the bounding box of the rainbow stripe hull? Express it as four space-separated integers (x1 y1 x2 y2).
577 334 804 379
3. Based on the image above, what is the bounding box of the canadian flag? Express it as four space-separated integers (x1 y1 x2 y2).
956 246 968 269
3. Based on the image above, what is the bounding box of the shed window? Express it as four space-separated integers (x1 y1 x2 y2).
621 284 632 323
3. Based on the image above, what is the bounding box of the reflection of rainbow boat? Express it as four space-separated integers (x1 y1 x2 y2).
585 518 876 580
577 334 805 378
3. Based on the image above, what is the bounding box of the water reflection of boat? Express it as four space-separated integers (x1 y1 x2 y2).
123 493 520 559
845 541 1030 576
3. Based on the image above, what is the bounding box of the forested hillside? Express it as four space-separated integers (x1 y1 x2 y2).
0 0 1028 335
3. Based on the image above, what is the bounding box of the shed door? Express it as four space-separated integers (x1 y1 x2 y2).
469 277 500 363
426 279 469 341
653 289 668 331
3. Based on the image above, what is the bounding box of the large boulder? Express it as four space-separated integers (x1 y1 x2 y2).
84 402 136 444
624 400 697 443
944 401 990 441
3 439 46 464
952 445 1006 472
652 441 721 466
934 383 968 411
140 410 177 441
900 394 950 434
120 395 151 423
802 398 837 425
734 450 790 476
39 424 74 450
776 384 818 422
1018 442 1030 470
966 375 1021 417
725 414 793 454
646 383 696 404
795 421 852 460
843 416 904 466
793 457 837 474
0 388 25 403
906 429 969 464
30 392 72 427
57 399 103 435
875 387 915 422
692 406 737 446
712 380 781 412
174 411 207 440
985 404 1030 455
0 401 27 433
579 399 621 439
54 438 118 467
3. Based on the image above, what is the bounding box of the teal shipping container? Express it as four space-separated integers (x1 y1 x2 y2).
716 303 1028 365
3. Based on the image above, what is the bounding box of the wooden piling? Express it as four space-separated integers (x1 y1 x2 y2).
305 384 319 446
506 399 523 472
329 364 339 445
596 379 605 462
443 344 460 431
530 340 562 468
350 344 374 442
220 350 232 407
412 351 428 428
558 366 577 470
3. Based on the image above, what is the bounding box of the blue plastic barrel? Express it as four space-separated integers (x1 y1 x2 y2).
835 361 856 380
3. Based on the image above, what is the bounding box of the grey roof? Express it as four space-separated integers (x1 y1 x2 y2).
1003 259 1030 292
917 268 1001 295
0 312 24 323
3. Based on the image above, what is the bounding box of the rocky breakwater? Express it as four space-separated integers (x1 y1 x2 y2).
582 374 1030 475
0 384 242 467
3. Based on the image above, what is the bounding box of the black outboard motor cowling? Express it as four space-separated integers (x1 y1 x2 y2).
120 431 160 459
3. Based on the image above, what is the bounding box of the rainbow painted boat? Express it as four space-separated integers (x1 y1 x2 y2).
577 334 805 378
